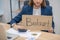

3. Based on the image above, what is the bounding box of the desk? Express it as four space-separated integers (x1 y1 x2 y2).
0 23 60 40
0 23 10 30
14 32 60 40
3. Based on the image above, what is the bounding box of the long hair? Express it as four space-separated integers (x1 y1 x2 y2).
29 0 46 7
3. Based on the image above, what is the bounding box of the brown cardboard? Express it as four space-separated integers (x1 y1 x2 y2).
19 15 53 31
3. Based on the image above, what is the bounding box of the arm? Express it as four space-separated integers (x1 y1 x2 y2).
9 6 26 25
50 6 55 29
46 6 55 33
49 6 55 33
47 6 55 29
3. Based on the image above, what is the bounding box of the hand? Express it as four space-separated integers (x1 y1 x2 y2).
13 24 25 30
48 28 53 33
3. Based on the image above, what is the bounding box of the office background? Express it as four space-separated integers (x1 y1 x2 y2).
0 0 60 34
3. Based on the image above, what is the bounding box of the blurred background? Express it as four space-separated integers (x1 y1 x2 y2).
0 0 60 34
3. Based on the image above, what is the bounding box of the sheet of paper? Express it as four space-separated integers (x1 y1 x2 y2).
6 28 18 35
6 28 41 40
25 32 41 40
6 28 31 37
6 28 19 40
30 32 41 39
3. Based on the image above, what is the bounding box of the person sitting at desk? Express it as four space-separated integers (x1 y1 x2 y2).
9 0 54 33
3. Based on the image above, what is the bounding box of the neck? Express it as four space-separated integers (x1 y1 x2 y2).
33 5 41 9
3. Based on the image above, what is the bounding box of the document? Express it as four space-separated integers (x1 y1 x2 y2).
6 28 41 40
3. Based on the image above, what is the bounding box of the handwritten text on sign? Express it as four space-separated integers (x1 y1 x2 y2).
19 15 52 30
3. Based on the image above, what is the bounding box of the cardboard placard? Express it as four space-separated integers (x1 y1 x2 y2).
19 15 52 31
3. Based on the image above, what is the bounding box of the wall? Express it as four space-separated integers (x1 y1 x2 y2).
0 0 19 23
49 0 60 34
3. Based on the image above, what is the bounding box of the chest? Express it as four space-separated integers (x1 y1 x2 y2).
23 8 51 16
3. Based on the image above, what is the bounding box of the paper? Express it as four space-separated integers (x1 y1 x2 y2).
6 28 31 37
6 28 18 35
30 32 41 39
26 32 41 40
6 28 41 40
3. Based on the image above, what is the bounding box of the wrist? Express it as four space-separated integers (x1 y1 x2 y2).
12 23 16 27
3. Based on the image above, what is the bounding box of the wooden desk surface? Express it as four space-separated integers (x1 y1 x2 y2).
14 32 60 40
37 32 60 40
0 23 60 40
0 23 10 30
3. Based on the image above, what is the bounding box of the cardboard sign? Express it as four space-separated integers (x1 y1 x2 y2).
19 15 52 31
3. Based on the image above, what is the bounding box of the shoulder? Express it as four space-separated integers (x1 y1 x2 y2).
44 6 53 15
45 6 52 11
22 5 32 10
21 5 33 14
